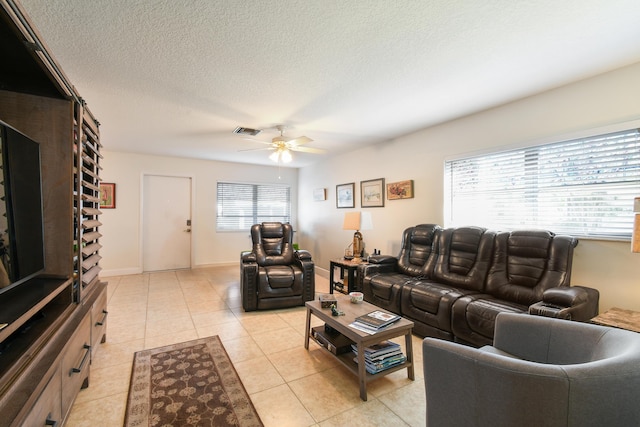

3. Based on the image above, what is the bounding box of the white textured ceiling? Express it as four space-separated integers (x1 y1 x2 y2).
18 0 640 167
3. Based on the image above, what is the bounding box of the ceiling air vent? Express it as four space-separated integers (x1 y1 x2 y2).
233 126 261 136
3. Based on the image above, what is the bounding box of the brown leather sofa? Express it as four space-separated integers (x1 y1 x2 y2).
358 224 599 346
240 222 315 311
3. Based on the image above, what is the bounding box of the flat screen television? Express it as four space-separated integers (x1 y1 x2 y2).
0 120 45 294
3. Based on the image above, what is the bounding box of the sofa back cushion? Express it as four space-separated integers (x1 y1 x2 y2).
397 224 440 277
431 227 495 291
485 230 577 305
251 222 294 266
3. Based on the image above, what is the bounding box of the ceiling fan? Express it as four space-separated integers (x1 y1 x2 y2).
235 125 326 163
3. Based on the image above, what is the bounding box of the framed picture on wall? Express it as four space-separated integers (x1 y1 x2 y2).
336 183 355 208
313 188 327 201
99 182 116 209
361 178 385 207
387 180 414 200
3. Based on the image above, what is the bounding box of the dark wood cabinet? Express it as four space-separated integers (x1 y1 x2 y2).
0 1 107 425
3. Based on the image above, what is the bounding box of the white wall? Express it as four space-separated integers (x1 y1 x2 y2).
298 61 640 312
99 151 297 275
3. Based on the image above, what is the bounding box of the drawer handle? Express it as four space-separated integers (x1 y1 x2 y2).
45 413 58 426
95 309 108 326
70 344 91 376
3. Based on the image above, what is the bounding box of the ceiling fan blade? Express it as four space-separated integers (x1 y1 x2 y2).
286 136 313 146
238 146 275 152
241 137 273 145
290 145 326 154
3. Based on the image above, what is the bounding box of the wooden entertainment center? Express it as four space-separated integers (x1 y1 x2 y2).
0 1 107 425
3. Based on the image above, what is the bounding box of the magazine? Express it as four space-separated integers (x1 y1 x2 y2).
353 353 407 374
355 310 401 329
351 341 401 358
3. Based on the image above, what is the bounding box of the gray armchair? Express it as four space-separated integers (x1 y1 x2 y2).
240 222 315 311
423 312 640 427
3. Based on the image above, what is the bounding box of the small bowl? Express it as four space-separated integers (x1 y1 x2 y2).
349 292 364 304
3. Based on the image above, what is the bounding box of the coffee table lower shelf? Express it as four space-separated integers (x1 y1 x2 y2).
308 333 413 380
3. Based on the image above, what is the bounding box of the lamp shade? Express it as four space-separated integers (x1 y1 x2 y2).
343 211 374 231
343 212 361 230
360 212 373 231
633 197 640 253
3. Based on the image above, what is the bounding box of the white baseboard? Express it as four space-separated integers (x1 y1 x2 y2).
100 263 329 278
100 267 142 277
316 267 329 279
192 262 238 269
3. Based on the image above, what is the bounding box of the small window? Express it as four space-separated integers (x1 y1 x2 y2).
444 128 640 239
216 182 291 231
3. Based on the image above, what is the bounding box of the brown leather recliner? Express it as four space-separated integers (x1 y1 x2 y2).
240 222 315 311
360 224 440 315
400 226 497 339
451 230 598 346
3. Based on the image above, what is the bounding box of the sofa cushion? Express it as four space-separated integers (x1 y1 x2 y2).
400 279 478 340
265 265 295 288
485 230 577 306
257 265 303 298
397 224 439 276
404 281 463 315
430 227 495 291
451 295 528 346
252 222 295 265
369 273 406 300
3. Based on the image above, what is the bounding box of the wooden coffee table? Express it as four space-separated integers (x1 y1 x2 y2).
304 295 414 401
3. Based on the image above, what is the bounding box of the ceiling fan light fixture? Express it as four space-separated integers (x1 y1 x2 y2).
269 147 293 163
281 149 292 163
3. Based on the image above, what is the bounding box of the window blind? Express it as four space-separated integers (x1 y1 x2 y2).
216 182 291 231
444 128 640 239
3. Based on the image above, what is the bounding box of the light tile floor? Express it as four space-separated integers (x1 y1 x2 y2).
65 265 426 427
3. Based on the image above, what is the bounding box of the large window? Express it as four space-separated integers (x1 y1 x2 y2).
444 128 640 239
216 182 291 231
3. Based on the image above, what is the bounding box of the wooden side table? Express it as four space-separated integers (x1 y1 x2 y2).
329 258 367 294
591 307 640 333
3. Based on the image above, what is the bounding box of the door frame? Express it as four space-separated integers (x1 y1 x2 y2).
139 172 196 272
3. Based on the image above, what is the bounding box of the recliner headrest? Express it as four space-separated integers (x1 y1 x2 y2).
507 230 554 259
410 224 438 246
260 222 285 238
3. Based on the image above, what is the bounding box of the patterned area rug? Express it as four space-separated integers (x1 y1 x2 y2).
124 336 263 427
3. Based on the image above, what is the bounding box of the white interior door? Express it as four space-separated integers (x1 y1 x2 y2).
142 175 192 272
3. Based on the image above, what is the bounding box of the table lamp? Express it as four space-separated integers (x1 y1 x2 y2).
343 212 373 261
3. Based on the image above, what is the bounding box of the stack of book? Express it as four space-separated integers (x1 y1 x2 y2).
352 340 406 374
350 310 401 334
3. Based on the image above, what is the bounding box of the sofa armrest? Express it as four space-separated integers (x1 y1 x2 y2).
241 251 256 263
358 260 397 284
294 250 315 302
240 256 259 311
295 249 312 261
363 255 397 273
357 256 399 297
367 255 397 264
529 286 599 321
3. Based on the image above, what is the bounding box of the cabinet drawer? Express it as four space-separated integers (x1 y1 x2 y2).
61 313 91 417
20 368 62 427
91 287 108 352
